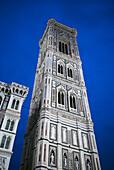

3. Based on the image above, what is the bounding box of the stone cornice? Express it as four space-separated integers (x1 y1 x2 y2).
39 18 77 46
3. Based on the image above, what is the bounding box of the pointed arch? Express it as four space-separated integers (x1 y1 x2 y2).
0 135 6 148
10 120 15 131
57 60 64 75
58 64 60 73
70 94 76 109
15 100 19 110
5 136 11 149
5 119 10 130
58 90 65 105
11 99 16 109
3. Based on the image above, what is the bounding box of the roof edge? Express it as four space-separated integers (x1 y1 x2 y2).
39 18 77 46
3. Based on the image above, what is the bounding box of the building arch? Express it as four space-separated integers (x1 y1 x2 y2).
58 34 69 55
57 85 66 109
5 136 11 149
10 120 15 131
66 63 74 79
5 119 10 130
0 135 6 148
57 60 65 75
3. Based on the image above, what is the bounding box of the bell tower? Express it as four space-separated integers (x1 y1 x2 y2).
20 19 101 170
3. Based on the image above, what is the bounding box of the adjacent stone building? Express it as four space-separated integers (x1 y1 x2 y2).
0 81 29 170
20 19 101 170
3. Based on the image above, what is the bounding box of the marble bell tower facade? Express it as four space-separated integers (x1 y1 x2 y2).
20 19 101 170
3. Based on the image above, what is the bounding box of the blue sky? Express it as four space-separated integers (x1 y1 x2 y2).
0 0 114 169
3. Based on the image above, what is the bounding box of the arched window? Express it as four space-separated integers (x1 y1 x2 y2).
62 43 64 53
10 120 15 131
0 96 2 105
62 92 64 105
15 100 19 110
23 91 26 96
58 64 63 74
65 44 68 55
1 88 4 92
5 136 11 149
5 119 10 130
58 64 60 73
59 42 61 52
58 91 64 105
11 99 16 109
68 68 73 78
5 89 8 93
0 135 6 148
70 69 72 78
70 95 76 109
15 89 19 94
59 41 68 55
13 87 15 93
61 65 63 74
20 90 23 95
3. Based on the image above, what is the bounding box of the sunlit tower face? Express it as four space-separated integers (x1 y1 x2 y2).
20 19 101 170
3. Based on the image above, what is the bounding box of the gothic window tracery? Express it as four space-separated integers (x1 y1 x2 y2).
5 119 10 130
0 135 6 148
70 95 76 109
5 136 11 149
68 68 73 78
0 135 11 149
58 90 65 105
10 120 15 131
11 99 16 109
58 64 63 74
59 41 68 55
15 100 19 110
5 119 15 131
11 99 20 110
